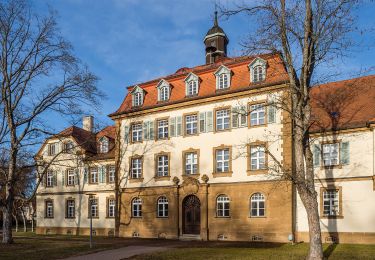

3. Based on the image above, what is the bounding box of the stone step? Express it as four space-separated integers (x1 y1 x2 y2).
179 234 202 241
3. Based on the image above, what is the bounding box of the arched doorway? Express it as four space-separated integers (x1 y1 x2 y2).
182 195 201 234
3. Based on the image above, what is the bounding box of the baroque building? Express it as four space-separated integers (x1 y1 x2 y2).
35 15 375 244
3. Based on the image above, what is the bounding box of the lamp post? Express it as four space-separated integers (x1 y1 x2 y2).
86 193 96 248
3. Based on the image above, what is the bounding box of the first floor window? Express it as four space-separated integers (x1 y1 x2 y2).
108 165 115 183
132 123 143 142
250 104 265 126
185 152 198 175
108 199 115 218
216 109 230 131
215 148 230 173
216 195 230 217
45 200 54 218
90 198 98 218
251 193 265 217
156 155 169 177
67 168 75 186
46 170 54 187
323 189 340 216
90 167 98 184
132 198 142 217
250 145 266 170
157 119 169 139
322 143 339 166
157 196 168 217
185 114 198 135
66 200 75 218
131 158 142 178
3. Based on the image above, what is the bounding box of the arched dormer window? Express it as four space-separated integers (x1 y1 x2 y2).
249 57 267 83
214 65 231 90
131 85 145 107
157 79 171 102
184 73 199 97
99 137 109 153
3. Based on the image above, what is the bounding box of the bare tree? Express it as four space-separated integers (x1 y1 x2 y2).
221 1 361 258
0 0 102 244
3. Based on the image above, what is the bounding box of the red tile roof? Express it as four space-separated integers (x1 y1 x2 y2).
110 52 289 117
310 75 375 132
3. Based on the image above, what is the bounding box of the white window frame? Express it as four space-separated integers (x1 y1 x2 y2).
131 158 142 179
131 85 144 107
67 168 75 186
157 155 169 177
132 198 142 217
215 148 230 173
216 109 230 131
214 65 231 90
250 104 265 126
216 195 230 217
48 143 57 156
184 73 199 96
108 165 115 183
108 199 115 218
157 196 168 218
185 114 198 135
46 170 54 187
323 189 340 216
99 137 109 153
45 201 53 218
249 57 267 83
322 143 339 166
185 152 198 175
90 198 98 218
131 123 143 142
250 145 266 170
251 193 265 217
67 200 75 218
157 79 171 102
157 119 169 139
90 167 98 184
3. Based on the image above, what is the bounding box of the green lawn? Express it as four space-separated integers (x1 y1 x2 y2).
132 243 375 260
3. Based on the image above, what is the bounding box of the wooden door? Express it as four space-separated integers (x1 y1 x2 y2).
183 195 201 234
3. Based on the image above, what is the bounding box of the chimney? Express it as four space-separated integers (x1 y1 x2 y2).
82 116 94 132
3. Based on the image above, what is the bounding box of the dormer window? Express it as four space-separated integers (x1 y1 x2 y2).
249 57 267 83
157 79 171 102
63 141 74 153
184 73 199 97
131 85 145 107
99 137 109 153
214 65 231 90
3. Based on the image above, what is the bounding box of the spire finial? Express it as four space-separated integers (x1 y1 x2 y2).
214 10 218 27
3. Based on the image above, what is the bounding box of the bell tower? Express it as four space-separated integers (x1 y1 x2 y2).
204 11 229 64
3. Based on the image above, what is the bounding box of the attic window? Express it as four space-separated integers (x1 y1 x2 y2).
157 79 171 102
63 141 74 153
133 92 143 107
249 57 267 83
214 65 231 90
184 73 199 97
131 85 144 107
99 137 109 153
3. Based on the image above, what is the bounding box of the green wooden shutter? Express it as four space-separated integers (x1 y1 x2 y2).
143 122 149 140
98 166 103 183
340 142 350 165
268 104 276 124
199 112 206 133
83 167 88 183
240 106 248 127
124 125 130 143
313 144 321 167
176 116 182 136
102 166 107 183
170 117 176 137
61 170 65 186
149 121 154 140
74 169 79 185
206 111 213 132
232 107 239 128
53 171 57 186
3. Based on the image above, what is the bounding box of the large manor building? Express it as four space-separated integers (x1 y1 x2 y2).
35 15 375 244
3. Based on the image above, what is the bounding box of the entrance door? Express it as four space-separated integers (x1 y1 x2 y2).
183 195 201 234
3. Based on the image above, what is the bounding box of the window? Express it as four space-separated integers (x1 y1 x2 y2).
215 148 230 173
216 109 230 131
133 92 143 107
250 145 266 170
108 165 115 183
185 114 198 135
46 170 54 187
187 80 198 96
218 74 229 89
251 193 265 217
66 200 75 218
131 123 143 142
67 168 75 186
157 119 169 139
322 143 339 166
157 196 168 217
48 143 57 156
131 158 142 179
132 198 142 217
159 86 169 101
323 189 340 216
249 58 267 83
250 104 265 126
45 200 54 218
90 167 98 184
253 65 265 82
107 199 115 218
156 154 169 177
90 198 98 218
184 152 198 175
99 137 109 153
216 195 230 217
63 141 74 153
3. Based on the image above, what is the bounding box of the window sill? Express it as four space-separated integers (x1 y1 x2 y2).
156 137 170 141
184 133 199 137
131 140 143 144
129 178 144 183
214 128 231 133
105 216 115 219
65 217 76 219
249 216 267 218
88 182 99 185
156 216 169 219
320 164 342 170
212 171 233 178
215 216 231 218
215 88 230 93
320 215 344 219
44 217 54 219
185 94 198 99
248 123 267 128
131 216 143 219
154 176 171 181
88 216 99 219
247 169 268 175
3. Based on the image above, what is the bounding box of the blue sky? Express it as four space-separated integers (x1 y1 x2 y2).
35 0 375 130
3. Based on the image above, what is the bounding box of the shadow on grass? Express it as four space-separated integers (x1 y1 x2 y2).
324 242 338 259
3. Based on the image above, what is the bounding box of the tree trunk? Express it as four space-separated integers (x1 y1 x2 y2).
21 210 26 232
2 207 13 243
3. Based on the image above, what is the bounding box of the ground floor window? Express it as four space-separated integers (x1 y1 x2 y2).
157 196 168 217
66 199 75 218
45 200 54 218
132 198 142 217
250 193 265 217
90 198 98 218
323 189 340 216
107 198 115 218
216 195 230 217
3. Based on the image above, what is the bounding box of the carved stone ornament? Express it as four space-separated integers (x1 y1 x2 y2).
182 176 200 194
201 174 209 183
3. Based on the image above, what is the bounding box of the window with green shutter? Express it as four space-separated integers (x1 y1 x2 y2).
340 142 350 165
313 144 321 167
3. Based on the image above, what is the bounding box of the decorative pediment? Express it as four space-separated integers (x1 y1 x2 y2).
130 85 145 94
248 57 267 68
214 65 231 76
184 72 199 83
156 79 170 89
